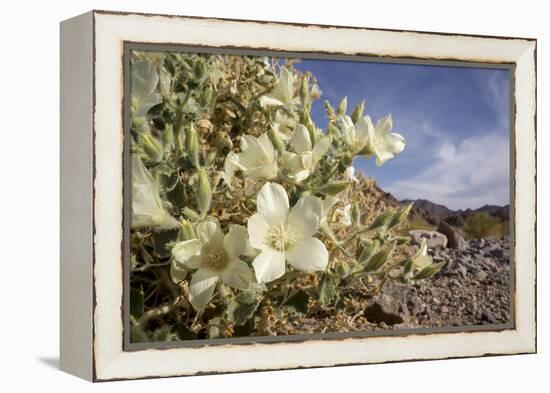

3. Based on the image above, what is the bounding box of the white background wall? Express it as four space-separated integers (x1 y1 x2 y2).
0 0 546 390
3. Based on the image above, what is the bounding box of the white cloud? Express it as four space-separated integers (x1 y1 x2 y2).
385 132 510 210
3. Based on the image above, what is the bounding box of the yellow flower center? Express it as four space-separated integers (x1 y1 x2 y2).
266 224 297 251
202 246 229 271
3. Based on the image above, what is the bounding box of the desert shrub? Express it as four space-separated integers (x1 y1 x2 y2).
464 212 503 239
129 50 443 341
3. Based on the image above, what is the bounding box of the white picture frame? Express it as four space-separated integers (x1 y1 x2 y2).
60 10 536 381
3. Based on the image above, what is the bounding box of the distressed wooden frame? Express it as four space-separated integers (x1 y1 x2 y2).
60 10 537 382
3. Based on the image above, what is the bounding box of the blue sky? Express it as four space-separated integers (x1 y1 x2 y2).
294 59 511 210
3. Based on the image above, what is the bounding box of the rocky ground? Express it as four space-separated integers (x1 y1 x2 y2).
366 236 512 329
272 236 511 336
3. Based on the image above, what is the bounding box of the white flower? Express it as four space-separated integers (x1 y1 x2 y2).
412 239 432 270
366 114 405 166
281 124 330 182
259 66 300 109
172 219 253 311
338 114 405 166
338 114 370 153
248 182 328 283
131 59 163 117
131 155 178 230
223 133 278 184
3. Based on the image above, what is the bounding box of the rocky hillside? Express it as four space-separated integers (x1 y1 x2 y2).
354 178 512 329
368 236 511 329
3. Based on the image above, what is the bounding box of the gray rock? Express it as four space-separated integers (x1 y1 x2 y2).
437 220 468 249
475 271 488 282
409 230 448 249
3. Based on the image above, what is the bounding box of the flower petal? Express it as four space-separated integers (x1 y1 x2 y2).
247 213 269 250
196 218 223 247
290 124 312 154
259 95 284 107
288 195 323 238
224 225 249 258
170 260 188 284
278 66 295 102
171 239 203 269
312 136 331 165
375 149 394 166
385 133 406 154
375 114 393 136
252 248 286 283
188 269 219 311
286 237 328 273
355 116 374 146
257 182 289 226
221 259 253 289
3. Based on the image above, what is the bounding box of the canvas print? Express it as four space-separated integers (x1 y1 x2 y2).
127 49 511 344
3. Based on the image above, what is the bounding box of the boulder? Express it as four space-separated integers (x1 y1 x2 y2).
437 220 468 249
409 230 448 249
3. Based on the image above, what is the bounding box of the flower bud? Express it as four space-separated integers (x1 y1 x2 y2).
183 207 201 221
324 100 336 120
388 203 413 230
200 85 213 107
162 124 174 151
299 75 310 103
194 60 206 80
141 133 163 163
179 219 196 240
351 100 365 124
186 124 200 168
318 181 349 195
197 168 212 217
267 126 285 154
365 211 394 232
337 96 348 116
351 203 361 227
205 149 217 167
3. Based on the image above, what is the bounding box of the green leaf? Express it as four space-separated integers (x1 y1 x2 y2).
175 321 195 340
387 203 413 230
151 326 176 342
284 290 309 314
365 211 394 232
225 290 262 326
130 323 148 343
319 275 340 306
130 287 144 318
414 262 445 280
152 227 179 258
358 239 379 265
363 241 396 272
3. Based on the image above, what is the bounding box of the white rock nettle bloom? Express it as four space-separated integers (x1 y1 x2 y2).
366 114 406 166
131 155 178 230
223 133 278 185
248 182 329 283
131 59 163 117
259 66 300 109
281 124 331 182
411 239 433 270
172 219 253 311
338 114 369 153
